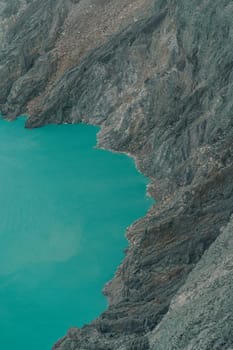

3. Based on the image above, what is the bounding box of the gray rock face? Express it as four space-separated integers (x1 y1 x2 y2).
0 0 69 113
0 0 233 349
149 215 233 350
0 0 154 118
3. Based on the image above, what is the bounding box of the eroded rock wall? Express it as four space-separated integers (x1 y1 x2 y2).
0 0 233 349
149 215 233 350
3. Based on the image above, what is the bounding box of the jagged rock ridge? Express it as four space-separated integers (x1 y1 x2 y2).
0 0 233 349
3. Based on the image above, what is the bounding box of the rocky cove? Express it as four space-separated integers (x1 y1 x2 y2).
0 0 233 349
0 117 152 349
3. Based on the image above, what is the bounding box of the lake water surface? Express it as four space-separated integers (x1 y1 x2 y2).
0 117 153 349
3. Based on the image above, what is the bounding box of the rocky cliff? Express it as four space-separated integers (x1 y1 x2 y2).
149 215 233 350
0 0 233 349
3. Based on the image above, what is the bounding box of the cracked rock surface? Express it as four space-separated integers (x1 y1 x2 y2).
0 0 233 349
149 215 233 350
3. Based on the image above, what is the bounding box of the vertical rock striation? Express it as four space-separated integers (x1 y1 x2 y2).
149 215 233 350
0 0 233 349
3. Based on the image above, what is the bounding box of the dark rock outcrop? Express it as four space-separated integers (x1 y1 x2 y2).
0 0 233 349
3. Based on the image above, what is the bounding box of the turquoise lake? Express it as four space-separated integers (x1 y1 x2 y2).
0 117 153 349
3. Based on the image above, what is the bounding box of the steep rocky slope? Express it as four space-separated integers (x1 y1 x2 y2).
149 215 233 350
0 0 153 118
0 0 233 349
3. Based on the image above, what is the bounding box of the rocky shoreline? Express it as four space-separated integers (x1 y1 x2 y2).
0 0 233 349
